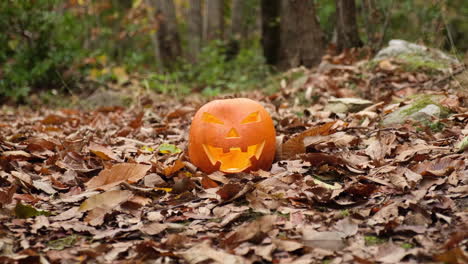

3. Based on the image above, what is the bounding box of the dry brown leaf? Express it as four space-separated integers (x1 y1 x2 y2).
364 133 396 162
223 215 276 247
201 175 219 189
281 121 336 159
333 217 358 237
411 156 465 177
89 142 120 161
0 185 16 207
302 227 345 251
166 106 195 120
216 183 242 201
433 247 468 264
79 190 133 212
179 240 245 264
86 163 151 190
141 222 168 235
163 159 185 177
375 242 407 263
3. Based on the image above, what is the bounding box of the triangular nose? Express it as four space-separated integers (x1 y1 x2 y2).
226 128 240 138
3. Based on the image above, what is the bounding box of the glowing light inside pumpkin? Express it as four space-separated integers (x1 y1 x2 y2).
241 111 261 124
202 112 224 124
202 141 266 173
226 128 240 138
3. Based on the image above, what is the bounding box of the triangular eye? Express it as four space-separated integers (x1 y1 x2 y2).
241 111 260 124
202 112 224 124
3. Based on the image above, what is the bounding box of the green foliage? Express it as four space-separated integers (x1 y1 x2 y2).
416 121 445 133
401 243 414 249
144 40 272 96
186 40 272 93
47 235 81 250
364 235 387 246
158 143 182 154
15 202 51 219
0 0 85 102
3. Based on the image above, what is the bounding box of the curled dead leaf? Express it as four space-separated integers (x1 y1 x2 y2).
281 122 336 160
86 163 151 190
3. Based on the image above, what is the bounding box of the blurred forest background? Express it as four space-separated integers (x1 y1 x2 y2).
0 0 467 104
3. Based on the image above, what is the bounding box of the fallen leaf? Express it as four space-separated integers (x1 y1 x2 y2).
333 217 358 237
216 183 242 201
33 180 56 194
163 159 185 176
31 215 50 234
281 122 336 159
89 142 120 161
223 215 277 247
302 228 345 251
0 185 16 207
201 175 219 189
375 242 407 263
86 163 151 190
412 157 465 177
272 239 304 252
179 240 245 264
79 190 133 212
141 223 168 235
159 143 182 154
47 234 80 250
15 202 50 218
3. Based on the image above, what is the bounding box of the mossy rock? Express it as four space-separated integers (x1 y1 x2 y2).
373 39 459 74
382 95 451 126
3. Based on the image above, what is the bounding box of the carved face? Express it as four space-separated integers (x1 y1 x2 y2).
188 98 276 174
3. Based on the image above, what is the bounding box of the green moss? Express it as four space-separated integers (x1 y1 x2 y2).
364 235 387 246
401 242 414 249
340 209 350 217
396 53 449 73
400 95 450 118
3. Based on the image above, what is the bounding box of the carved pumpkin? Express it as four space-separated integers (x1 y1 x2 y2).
189 98 276 173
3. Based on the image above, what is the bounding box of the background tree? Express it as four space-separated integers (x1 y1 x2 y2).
155 0 182 69
187 0 202 62
203 0 224 42
335 0 362 52
230 0 246 41
260 0 281 66
278 0 325 70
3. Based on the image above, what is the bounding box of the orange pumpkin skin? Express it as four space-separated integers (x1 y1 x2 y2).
188 98 276 174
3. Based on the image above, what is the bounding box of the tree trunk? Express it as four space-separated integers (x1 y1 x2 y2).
361 0 385 52
188 0 202 62
260 0 280 65
203 0 224 42
278 0 325 70
231 0 245 39
155 0 182 69
145 0 162 69
335 0 362 52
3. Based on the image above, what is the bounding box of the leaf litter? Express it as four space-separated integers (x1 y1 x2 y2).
0 51 467 263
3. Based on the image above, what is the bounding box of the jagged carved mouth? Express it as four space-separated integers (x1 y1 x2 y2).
202 141 266 173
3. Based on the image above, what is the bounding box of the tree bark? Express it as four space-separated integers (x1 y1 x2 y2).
335 0 362 52
145 0 162 69
260 0 280 65
188 0 202 62
155 0 182 69
278 0 325 70
203 0 224 42
230 0 245 39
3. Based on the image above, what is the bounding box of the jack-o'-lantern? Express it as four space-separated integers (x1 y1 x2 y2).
189 98 276 174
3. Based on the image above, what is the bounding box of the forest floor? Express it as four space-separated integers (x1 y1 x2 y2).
0 49 467 264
